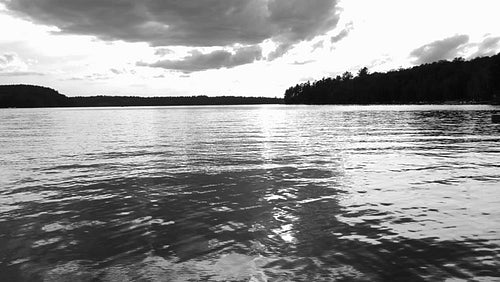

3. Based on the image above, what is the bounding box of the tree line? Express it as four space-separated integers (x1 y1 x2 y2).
284 53 500 104
0 85 282 108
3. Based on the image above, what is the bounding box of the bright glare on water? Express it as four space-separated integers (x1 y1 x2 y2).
1 105 500 281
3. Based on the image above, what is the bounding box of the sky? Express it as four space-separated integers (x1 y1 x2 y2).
0 0 499 97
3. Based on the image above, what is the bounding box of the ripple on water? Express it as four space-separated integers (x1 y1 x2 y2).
1 105 499 281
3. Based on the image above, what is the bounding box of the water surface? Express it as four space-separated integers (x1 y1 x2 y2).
1 105 499 281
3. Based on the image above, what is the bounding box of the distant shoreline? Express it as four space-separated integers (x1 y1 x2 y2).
0 85 283 108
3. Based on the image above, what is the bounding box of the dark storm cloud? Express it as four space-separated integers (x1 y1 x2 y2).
4 0 340 49
410 34 469 64
139 45 263 72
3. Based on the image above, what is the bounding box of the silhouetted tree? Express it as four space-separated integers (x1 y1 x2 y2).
284 53 500 104
357 67 369 78
341 71 353 81
490 54 500 99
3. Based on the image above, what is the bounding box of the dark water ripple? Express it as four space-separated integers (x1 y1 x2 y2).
1 105 500 281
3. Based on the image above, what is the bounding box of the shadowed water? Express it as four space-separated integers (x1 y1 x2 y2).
1 105 499 281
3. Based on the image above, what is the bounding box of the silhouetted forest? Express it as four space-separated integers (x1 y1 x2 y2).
284 53 500 104
69 95 282 107
0 85 69 108
0 85 282 108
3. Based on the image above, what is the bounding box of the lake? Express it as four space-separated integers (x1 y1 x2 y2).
1 105 499 281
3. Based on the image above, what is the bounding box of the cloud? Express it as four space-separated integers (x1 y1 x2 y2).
65 72 111 81
5 0 340 51
330 29 349 44
138 45 263 72
331 22 353 43
0 71 44 76
154 48 174 57
110 68 122 75
0 52 40 76
473 36 500 57
267 43 293 61
312 40 324 50
0 53 16 65
0 52 24 69
109 67 135 75
291 60 315 65
410 34 470 64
